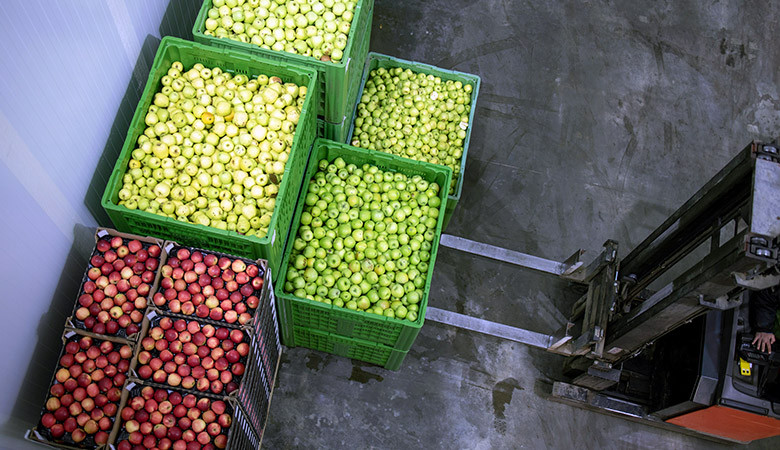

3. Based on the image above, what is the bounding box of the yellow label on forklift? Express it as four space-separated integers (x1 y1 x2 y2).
739 358 751 376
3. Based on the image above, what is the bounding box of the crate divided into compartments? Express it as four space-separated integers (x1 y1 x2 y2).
346 52 481 229
65 228 166 341
276 138 451 363
101 36 318 278
131 308 278 440
193 0 374 123
151 242 271 333
25 328 136 449
113 380 261 449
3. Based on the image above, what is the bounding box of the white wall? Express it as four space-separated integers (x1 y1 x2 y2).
0 0 199 445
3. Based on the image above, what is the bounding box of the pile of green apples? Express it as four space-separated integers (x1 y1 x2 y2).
117 61 306 239
203 0 357 63
283 157 443 321
351 67 473 195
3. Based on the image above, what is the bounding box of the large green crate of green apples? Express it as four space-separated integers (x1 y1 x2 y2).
347 52 481 230
101 36 318 277
193 0 374 124
293 325 408 370
275 138 451 354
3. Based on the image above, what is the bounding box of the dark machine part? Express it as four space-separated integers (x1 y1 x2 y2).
548 141 780 442
559 141 780 377
720 304 780 416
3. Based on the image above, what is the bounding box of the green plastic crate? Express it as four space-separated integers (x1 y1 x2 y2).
276 138 452 352
292 325 408 370
315 58 363 143
101 36 318 278
317 115 350 143
193 0 373 123
346 52 481 229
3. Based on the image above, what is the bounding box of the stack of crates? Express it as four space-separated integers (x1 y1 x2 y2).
130 243 281 443
25 235 281 449
193 0 375 143
95 0 481 375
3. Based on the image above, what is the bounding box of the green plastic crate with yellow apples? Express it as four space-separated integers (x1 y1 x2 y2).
101 36 318 277
275 138 451 357
193 0 373 124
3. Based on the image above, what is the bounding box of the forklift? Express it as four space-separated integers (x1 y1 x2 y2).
428 141 780 443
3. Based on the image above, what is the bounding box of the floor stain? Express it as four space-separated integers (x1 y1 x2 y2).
305 352 324 372
492 377 523 434
349 363 385 384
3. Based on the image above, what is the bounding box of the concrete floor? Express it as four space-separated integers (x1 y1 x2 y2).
264 0 780 449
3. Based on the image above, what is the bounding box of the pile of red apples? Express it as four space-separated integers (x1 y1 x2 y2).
115 386 231 450
39 336 133 444
76 236 161 336
152 248 263 325
136 317 249 395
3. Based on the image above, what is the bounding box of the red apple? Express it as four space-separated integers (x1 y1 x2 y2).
49 423 65 439
138 365 153 379
251 276 264 290
128 430 143 445
196 378 210 391
95 430 109 445
191 418 207 433
153 369 167 383
239 284 253 297
182 374 196 389
71 428 86 443
155 339 168 352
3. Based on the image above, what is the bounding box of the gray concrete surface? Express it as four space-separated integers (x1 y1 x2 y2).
264 0 780 449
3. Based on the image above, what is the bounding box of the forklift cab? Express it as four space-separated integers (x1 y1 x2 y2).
664 297 780 443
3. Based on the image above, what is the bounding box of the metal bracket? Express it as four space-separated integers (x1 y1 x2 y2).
560 249 585 277
697 293 743 310
746 234 779 262
560 241 618 283
547 322 576 355
572 360 622 391
734 266 780 290
753 141 780 163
